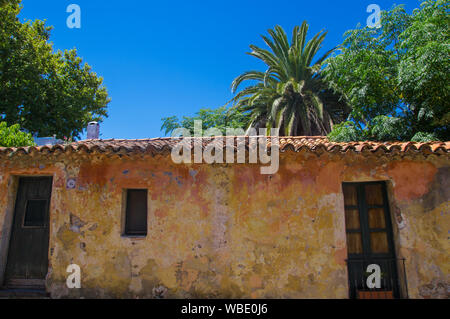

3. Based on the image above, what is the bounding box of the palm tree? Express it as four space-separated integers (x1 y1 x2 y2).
230 21 350 136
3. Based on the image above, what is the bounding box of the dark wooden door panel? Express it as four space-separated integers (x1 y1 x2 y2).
4 177 52 286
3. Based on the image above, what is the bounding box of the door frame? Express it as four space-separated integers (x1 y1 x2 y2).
342 181 401 299
0 175 53 289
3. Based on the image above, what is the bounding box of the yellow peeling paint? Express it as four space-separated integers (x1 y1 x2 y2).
0 150 448 298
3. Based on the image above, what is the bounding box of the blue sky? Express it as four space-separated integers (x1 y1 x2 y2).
20 0 422 139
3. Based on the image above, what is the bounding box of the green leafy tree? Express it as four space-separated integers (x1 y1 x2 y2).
161 106 250 136
0 121 35 147
0 0 110 139
324 0 449 142
230 21 350 136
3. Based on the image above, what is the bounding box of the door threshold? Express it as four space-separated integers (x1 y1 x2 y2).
0 287 49 298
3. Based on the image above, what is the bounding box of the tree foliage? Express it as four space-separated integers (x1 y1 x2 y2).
0 121 35 147
0 0 110 139
324 0 449 142
161 106 250 136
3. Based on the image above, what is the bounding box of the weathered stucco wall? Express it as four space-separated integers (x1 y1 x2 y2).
0 149 448 298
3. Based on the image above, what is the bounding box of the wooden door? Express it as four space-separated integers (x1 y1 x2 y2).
4 177 52 289
342 182 400 299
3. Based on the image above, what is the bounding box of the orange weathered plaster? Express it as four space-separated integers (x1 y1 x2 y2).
387 160 437 200
0 149 448 299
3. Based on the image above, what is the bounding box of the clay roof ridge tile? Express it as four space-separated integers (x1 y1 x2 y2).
1 137 449 156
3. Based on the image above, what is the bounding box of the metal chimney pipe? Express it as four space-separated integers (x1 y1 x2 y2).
87 121 100 139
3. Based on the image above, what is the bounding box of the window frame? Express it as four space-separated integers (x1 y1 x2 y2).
123 189 148 237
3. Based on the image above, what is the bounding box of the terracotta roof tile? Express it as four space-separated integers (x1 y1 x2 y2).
0 137 448 157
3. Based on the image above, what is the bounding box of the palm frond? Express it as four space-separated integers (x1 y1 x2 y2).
230 21 350 137
231 71 266 93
